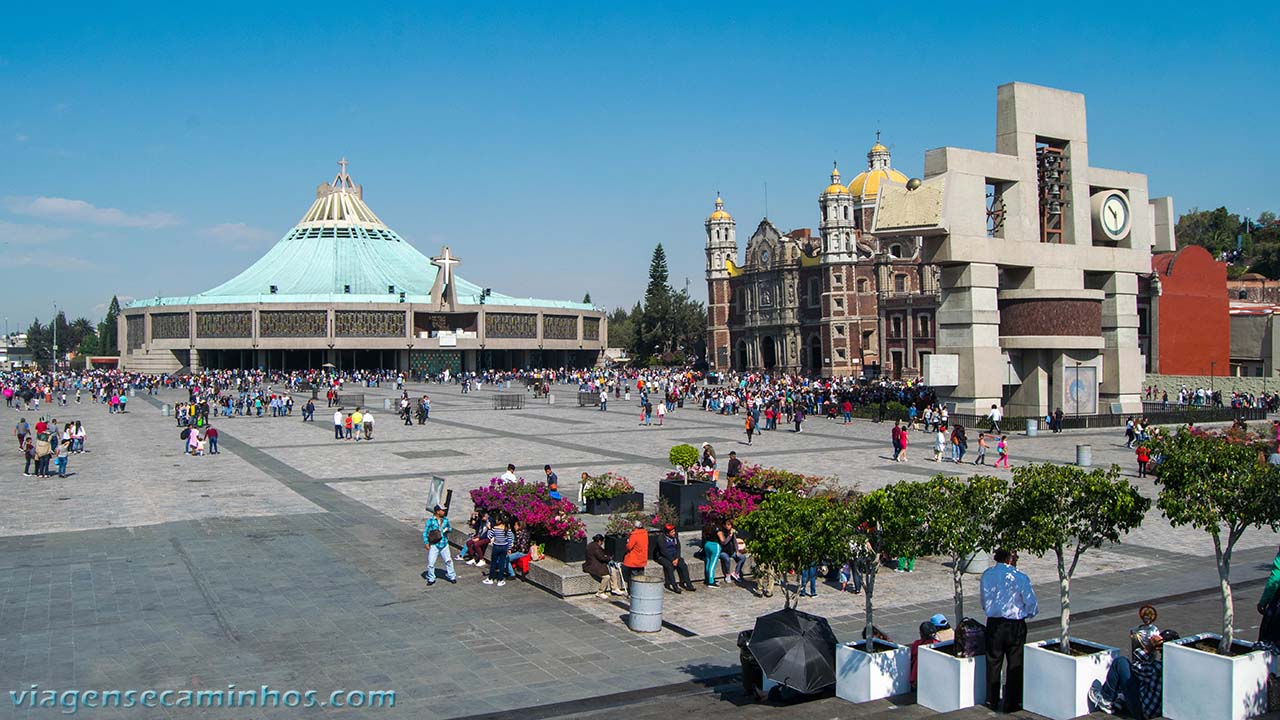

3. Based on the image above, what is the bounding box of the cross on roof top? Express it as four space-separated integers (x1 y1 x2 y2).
338 157 348 176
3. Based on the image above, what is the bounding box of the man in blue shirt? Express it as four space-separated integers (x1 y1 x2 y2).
421 505 457 585
981 548 1038 713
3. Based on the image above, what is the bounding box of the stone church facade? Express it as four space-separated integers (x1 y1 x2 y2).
705 140 940 378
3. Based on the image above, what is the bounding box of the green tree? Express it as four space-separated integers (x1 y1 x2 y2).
1176 206 1242 257
998 464 1149 652
25 319 51 368
582 292 592 305
1152 430 1280 653
98 295 121 355
918 474 1007 624
606 305 636 354
635 244 674 362
738 492 858 609
861 483 928 644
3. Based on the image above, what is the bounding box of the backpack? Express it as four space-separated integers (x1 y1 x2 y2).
955 617 986 658
34 436 52 458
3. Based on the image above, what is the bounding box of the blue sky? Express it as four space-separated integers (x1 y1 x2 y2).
2 1 1275 327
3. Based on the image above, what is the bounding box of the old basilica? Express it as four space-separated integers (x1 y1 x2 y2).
705 139 939 378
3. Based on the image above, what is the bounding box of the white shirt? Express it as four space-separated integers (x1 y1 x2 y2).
500 470 518 483
333 411 343 425
981 562 1039 620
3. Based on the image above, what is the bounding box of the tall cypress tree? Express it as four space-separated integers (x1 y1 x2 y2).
637 244 673 361
98 295 121 355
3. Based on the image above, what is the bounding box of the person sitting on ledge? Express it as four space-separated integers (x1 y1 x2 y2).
654 524 696 594
1089 608 1176 719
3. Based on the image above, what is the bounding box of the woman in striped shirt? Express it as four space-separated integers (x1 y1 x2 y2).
483 517 515 587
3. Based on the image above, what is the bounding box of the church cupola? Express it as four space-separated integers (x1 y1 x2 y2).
705 194 738 280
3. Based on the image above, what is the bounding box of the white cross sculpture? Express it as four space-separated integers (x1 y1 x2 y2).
432 246 461 304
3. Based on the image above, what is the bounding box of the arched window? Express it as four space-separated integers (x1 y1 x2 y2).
822 206 828 222
843 206 850 220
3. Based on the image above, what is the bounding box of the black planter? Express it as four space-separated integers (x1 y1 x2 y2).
659 478 716 530
604 534 630 559
585 492 645 515
541 536 587 564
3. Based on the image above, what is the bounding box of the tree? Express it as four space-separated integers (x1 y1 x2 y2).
1176 207 1242 258
737 492 858 609
582 292 592 305
98 295 121 355
998 463 1149 653
607 305 636 354
918 474 1007 624
635 244 674 362
1152 429 1280 653
843 482 943 646
25 319 51 368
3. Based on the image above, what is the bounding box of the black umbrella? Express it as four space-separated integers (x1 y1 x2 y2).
747 608 838 694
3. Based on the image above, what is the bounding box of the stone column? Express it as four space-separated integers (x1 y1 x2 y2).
936 262 1004 413
1100 271 1144 413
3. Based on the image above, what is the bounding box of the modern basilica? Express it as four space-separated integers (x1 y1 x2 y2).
119 162 606 374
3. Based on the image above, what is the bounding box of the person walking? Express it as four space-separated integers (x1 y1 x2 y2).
363 410 374 440
333 409 344 440
351 408 363 441
981 548 1038 713
744 413 755 446
987 403 1003 434
205 425 219 454
933 425 947 462
793 404 805 433
656 401 666 426
891 420 904 462
995 434 1011 469
1135 443 1150 478
1258 544 1280 645
974 433 989 465
599 388 607 411
421 505 457 585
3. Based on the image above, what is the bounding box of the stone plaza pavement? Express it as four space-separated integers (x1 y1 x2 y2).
1 381 1277 719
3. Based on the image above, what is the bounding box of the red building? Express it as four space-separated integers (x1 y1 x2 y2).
1138 244 1229 375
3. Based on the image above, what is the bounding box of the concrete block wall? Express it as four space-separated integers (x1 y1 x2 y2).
1144 373 1277 398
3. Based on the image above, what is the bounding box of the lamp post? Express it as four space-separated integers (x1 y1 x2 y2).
52 303 58 375
1210 360 1216 401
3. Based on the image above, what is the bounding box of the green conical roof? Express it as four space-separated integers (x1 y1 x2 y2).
129 161 592 310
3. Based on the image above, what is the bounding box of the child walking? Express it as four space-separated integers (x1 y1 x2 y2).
974 433 989 465
994 435 1010 469
484 518 514 587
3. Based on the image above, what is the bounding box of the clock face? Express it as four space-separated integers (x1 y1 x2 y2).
761 249 771 264
1102 194 1129 236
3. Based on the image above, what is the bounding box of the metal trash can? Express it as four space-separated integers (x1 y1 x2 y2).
1025 418 1038 437
628 575 664 633
1076 444 1092 467
161 403 170 417
383 398 392 410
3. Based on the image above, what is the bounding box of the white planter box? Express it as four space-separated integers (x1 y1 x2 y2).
917 640 986 712
835 639 911 704
1164 633 1272 720
1023 637 1119 720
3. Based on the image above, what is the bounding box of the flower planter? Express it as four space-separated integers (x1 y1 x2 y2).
585 492 645 515
835 638 911 704
1022 637 1118 720
917 640 986 713
1163 633 1271 720
603 534 631 559
541 536 587 564
658 479 716 530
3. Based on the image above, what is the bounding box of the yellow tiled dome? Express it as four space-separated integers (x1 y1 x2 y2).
707 195 732 221
848 167 909 199
823 164 849 195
